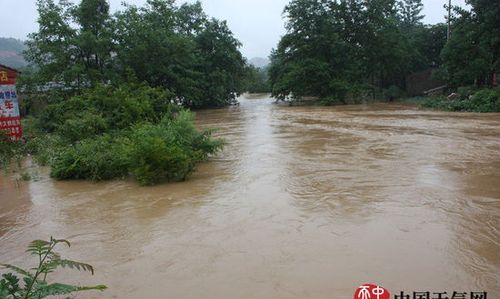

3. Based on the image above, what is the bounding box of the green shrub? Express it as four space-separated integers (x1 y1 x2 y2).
463 88 500 112
0 131 25 171
37 97 89 132
82 84 178 129
456 85 478 98
21 117 65 166
319 97 342 106
57 112 108 143
422 87 500 112
129 111 223 185
50 134 131 181
18 83 222 185
38 83 178 137
49 111 223 185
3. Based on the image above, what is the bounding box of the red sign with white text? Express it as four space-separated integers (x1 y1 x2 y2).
0 68 22 141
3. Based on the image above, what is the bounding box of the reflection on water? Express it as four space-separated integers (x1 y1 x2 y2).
1 95 499 298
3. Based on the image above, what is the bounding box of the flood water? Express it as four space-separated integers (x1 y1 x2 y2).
1 94 499 298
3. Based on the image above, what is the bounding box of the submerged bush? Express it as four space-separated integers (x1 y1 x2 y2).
129 111 223 185
49 111 223 185
57 112 108 143
50 134 131 181
15 83 223 185
38 83 179 138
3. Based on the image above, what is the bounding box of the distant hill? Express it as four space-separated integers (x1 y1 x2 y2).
249 57 270 68
0 38 27 69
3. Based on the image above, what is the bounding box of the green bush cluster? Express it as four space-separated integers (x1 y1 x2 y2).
49 112 222 185
422 87 500 112
2 83 223 185
50 134 131 181
129 112 222 185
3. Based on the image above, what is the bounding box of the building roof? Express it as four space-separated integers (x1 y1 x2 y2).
0 64 21 73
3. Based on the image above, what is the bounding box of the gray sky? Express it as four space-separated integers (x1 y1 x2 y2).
1 0 468 58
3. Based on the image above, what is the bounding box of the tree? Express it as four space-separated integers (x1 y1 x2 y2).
243 65 271 93
114 0 245 108
397 0 424 30
193 19 246 107
25 0 247 108
440 0 500 86
24 0 78 88
25 0 115 89
114 0 201 98
269 0 411 101
73 0 114 84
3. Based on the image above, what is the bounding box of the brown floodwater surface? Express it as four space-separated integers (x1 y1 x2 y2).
1 94 499 298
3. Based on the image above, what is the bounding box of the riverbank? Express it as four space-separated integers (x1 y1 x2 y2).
270 86 500 113
400 87 500 113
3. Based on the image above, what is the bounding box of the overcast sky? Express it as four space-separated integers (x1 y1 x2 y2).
1 0 468 58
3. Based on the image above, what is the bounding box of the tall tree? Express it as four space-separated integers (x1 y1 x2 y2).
114 0 246 108
73 0 114 83
440 0 500 86
25 0 114 89
25 0 77 87
269 0 411 101
397 0 424 30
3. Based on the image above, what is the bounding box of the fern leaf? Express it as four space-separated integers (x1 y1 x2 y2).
0 263 33 277
34 282 106 297
26 240 51 256
52 238 71 248
44 259 95 275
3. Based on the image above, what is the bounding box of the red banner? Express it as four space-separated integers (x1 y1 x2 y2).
0 69 22 141
0 116 22 141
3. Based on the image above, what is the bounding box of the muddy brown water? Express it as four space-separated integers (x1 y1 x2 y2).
1 94 499 298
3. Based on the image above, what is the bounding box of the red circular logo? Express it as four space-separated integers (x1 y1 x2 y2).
354 284 390 299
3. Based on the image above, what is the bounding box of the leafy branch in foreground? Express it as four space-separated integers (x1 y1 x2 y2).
0 237 106 299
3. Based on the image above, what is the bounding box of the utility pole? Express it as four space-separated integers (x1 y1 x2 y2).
447 0 452 40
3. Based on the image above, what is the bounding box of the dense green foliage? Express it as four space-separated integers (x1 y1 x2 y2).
440 0 500 87
269 0 436 102
1 83 222 185
243 66 271 93
0 237 106 299
23 0 247 108
422 87 500 112
269 0 498 105
46 109 223 185
0 131 23 170
2 0 233 184
27 84 222 185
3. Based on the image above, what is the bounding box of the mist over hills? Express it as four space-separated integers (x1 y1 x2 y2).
249 57 270 68
0 37 27 69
